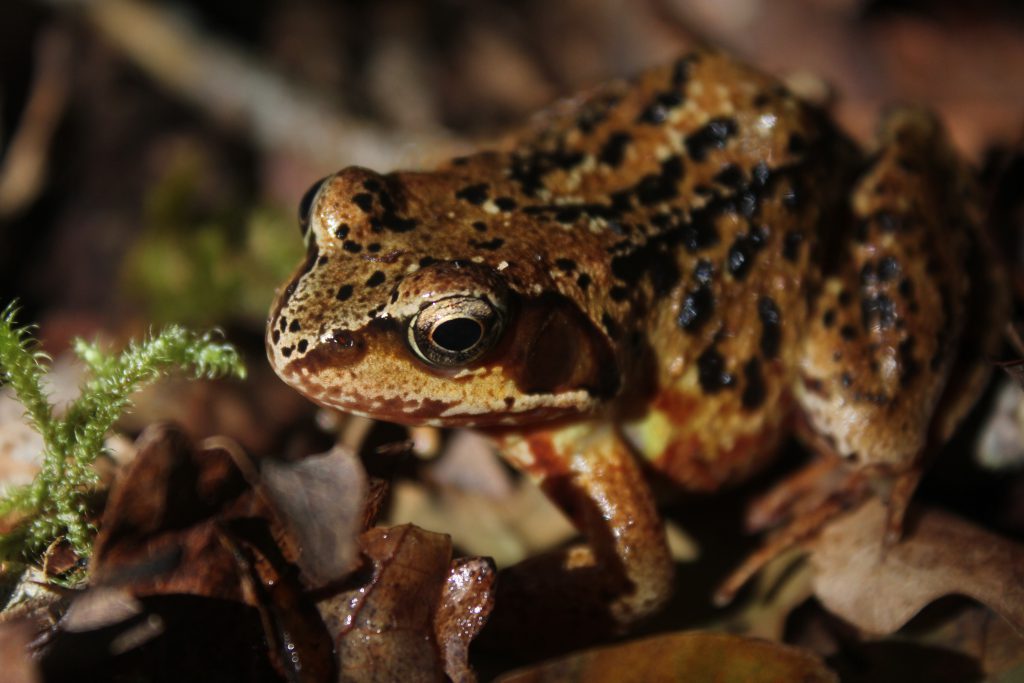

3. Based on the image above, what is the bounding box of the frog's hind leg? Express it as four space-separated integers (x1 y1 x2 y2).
720 109 1007 601
481 421 674 651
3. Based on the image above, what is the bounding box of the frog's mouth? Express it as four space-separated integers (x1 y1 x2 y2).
268 291 621 428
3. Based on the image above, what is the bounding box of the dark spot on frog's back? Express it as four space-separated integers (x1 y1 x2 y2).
637 91 684 125
697 346 734 393
455 183 489 205
685 118 738 161
758 297 781 358
598 132 631 167
741 357 766 409
352 193 374 212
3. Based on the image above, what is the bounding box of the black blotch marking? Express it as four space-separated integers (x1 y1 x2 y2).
472 221 487 232
367 243 382 253
271 329 280 344
787 133 806 155
504 396 515 407
783 231 804 262
601 312 619 338
577 272 592 290
840 324 857 340
317 255 329 266
335 224 350 240
336 284 354 301
509 146 586 196
279 317 287 332
714 164 745 190
697 347 734 393
758 296 781 358
598 132 632 167
838 290 853 307
471 237 504 250
343 240 362 253
671 55 694 87
610 286 629 302
637 91 684 125
634 156 684 206
419 257 436 268
678 286 713 332
555 206 582 224
861 294 897 331
288 319 301 333
555 258 577 271
362 179 382 193
297 339 308 353
878 256 900 282
876 212 903 233
898 278 915 299
575 93 621 133
899 337 920 387
455 183 489 205
281 346 293 358
742 357 766 409
726 227 767 281
685 117 738 161
495 197 517 211
822 309 836 328
352 193 374 212
365 271 386 287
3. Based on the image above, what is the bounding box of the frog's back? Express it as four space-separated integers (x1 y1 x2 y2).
453 50 857 489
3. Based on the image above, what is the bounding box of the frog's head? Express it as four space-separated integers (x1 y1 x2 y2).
267 167 619 427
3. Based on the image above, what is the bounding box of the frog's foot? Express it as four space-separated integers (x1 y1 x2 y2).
715 451 925 605
480 422 674 653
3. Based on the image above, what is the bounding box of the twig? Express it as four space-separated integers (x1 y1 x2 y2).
0 28 72 218
40 0 470 171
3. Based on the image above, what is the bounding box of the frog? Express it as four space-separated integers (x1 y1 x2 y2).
266 48 1007 640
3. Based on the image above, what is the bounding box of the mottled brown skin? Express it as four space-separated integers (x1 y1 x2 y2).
267 49 1006 636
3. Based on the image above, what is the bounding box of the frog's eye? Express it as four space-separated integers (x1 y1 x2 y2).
408 296 504 367
298 176 328 237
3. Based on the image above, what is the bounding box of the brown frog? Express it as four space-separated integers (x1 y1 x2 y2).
266 49 1006 636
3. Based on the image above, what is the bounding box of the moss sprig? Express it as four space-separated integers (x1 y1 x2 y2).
0 303 246 565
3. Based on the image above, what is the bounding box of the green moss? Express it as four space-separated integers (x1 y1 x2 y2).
122 148 304 325
0 303 246 568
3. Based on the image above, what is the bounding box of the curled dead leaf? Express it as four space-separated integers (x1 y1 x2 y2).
318 524 495 683
495 631 838 683
435 556 496 683
809 499 1024 636
252 444 367 586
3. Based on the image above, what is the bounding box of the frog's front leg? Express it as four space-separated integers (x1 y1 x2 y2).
482 421 673 649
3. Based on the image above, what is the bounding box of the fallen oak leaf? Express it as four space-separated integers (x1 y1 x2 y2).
318 524 496 683
495 631 838 683
435 556 496 683
246 443 367 587
809 499 1024 636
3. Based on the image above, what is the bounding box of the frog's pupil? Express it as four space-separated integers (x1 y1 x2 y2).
432 318 483 352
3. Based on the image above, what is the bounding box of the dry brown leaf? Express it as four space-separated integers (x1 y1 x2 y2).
810 499 1024 636
0 620 42 683
319 524 495 683
496 631 838 683
90 424 265 600
320 525 451 683
254 445 366 586
435 557 497 683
